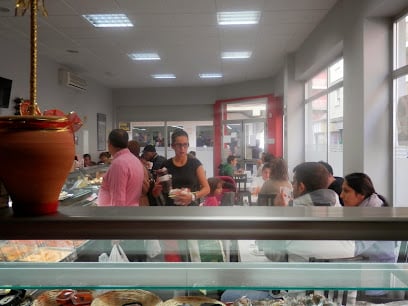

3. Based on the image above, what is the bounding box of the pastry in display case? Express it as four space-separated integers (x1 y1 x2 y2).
0 239 88 263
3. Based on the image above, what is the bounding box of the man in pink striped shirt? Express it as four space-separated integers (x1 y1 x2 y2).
98 129 144 206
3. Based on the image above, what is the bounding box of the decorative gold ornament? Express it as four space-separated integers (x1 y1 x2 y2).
15 0 48 17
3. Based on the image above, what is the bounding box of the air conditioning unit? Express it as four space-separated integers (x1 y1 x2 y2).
59 69 87 91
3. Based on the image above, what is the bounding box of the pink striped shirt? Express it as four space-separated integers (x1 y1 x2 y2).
98 148 144 206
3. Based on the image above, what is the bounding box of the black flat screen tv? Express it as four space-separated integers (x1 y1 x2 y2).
0 76 12 108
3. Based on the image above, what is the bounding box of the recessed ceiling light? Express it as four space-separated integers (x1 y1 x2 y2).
221 51 252 59
199 73 223 79
152 74 176 79
128 53 160 61
217 11 261 25
82 14 133 27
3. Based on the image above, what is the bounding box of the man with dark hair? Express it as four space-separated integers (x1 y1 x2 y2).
276 162 341 206
318 160 344 205
142 144 166 175
98 129 144 206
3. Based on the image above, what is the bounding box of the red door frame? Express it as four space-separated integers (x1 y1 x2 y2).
213 94 283 174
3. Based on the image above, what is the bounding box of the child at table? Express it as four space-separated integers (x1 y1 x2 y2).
202 177 223 206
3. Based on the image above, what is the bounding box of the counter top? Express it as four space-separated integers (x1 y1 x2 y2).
1 206 408 240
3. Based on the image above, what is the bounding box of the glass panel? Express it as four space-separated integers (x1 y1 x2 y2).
305 97 328 162
243 121 265 160
222 122 242 161
394 75 408 206
328 88 344 176
131 122 165 147
394 14 408 70
196 126 214 147
223 98 267 121
328 58 344 86
1 239 407 296
305 70 327 99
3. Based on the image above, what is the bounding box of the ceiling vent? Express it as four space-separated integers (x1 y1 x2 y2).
59 69 87 91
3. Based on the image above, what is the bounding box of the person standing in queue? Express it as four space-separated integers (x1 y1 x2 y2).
142 144 166 175
152 128 210 263
97 129 144 206
153 128 209 206
128 140 152 206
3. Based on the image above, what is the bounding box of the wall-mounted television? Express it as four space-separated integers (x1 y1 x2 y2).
0 76 12 108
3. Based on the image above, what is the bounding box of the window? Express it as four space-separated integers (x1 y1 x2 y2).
393 13 408 206
305 58 344 175
128 121 215 177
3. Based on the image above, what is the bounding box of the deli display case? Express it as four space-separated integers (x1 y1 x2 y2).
0 206 408 305
59 164 109 207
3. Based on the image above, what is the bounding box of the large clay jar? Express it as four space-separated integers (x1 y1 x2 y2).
0 115 75 215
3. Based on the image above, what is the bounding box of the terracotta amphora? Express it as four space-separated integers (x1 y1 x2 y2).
0 115 75 215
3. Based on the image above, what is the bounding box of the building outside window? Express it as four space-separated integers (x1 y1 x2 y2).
305 58 344 176
393 13 408 206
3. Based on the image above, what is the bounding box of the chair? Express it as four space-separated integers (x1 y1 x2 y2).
257 193 276 206
308 255 368 305
233 174 252 205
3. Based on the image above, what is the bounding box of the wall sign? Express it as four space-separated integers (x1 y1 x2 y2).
97 113 106 151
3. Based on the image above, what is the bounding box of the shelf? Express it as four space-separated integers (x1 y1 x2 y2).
1 206 408 240
1 261 407 290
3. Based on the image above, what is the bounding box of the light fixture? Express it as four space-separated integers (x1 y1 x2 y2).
152 74 176 79
199 73 223 79
221 51 252 59
82 14 133 27
217 11 261 25
128 53 160 61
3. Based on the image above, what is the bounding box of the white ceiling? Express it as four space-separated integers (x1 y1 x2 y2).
0 0 338 88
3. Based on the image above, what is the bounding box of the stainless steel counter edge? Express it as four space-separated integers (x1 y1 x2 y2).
0 206 408 240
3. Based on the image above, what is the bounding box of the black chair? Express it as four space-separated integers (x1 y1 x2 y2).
233 174 251 205
308 255 368 305
257 193 276 206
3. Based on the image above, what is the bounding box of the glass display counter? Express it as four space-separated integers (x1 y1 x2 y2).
59 164 109 207
0 206 408 305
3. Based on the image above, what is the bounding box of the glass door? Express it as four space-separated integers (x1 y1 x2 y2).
222 120 265 173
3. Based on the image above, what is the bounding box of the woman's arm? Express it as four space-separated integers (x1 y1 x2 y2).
194 165 210 200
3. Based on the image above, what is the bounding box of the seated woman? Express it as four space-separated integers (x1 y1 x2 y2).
258 158 292 205
341 172 398 299
250 163 271 203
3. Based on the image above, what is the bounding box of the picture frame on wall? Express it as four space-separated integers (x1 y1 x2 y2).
97 113 106 151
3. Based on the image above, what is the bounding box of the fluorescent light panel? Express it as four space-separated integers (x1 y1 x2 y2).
199 73 223 79
221 51 252 59
217 11 260 25
82 14 133 27
128 53 160 61
152 74 176 79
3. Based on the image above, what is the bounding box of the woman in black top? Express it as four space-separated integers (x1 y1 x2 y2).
154 128 209 206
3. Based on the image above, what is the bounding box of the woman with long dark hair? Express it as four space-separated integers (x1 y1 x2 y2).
341 172 388 207
341 172 397 300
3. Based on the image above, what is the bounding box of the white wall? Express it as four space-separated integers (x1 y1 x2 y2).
112 78 277 122
0 40 113 161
